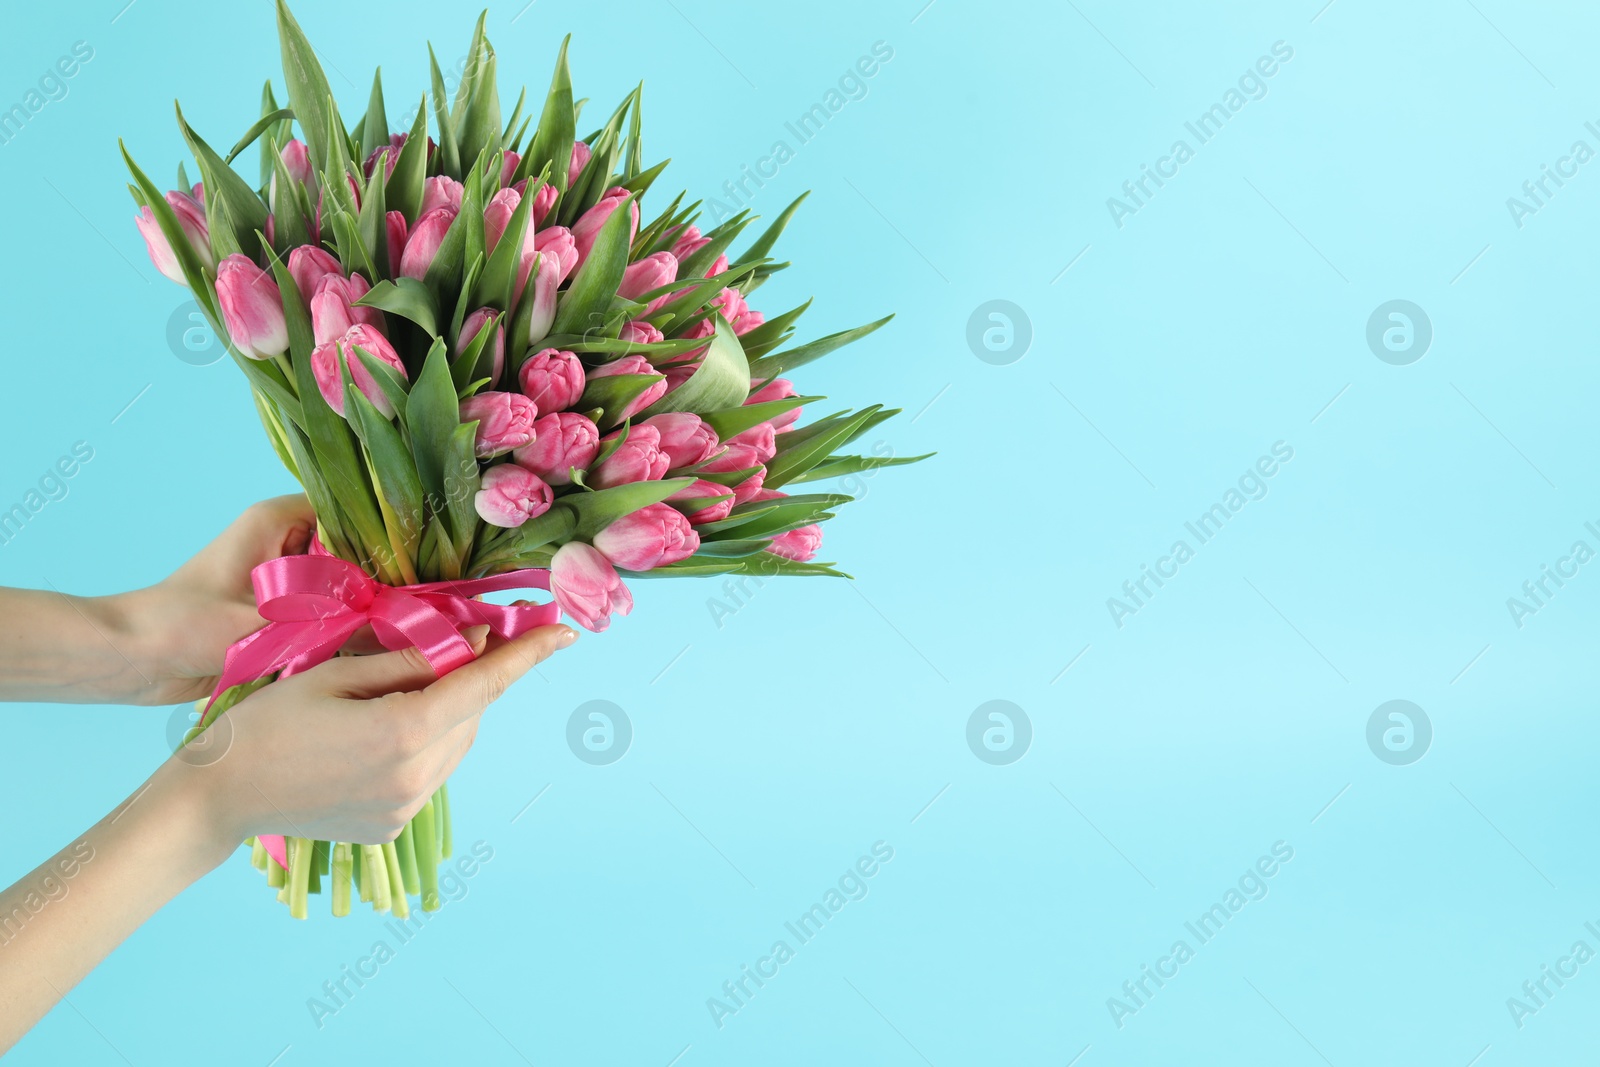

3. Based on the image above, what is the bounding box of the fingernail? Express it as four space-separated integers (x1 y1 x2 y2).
558 626 578 648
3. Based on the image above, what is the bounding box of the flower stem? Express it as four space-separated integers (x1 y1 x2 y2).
380 842 409 918
249 837 267 871
366 845 391 912
437 784 453 860
413 800 441 912
332 843 353 917
288 837 313 920
396 823 420 897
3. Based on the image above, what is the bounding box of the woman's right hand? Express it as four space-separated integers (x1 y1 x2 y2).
170 622 577 853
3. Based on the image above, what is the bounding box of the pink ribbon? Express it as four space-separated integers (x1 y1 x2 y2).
202 542 558 870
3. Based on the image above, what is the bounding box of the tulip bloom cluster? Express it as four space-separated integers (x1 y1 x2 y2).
125 2 923 920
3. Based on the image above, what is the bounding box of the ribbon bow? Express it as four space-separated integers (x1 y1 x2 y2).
201 542 558 870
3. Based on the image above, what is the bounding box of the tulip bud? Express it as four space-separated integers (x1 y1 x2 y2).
399 207 456 279
745 377 802 430
619 251 679 305
512 411 600 485
363 133 407 180
520 253 561 348
550 541 633 632
530 182 559 227
215 254 289 360
702 441 764 477
385 211 409 270
593 503 699 570
733 466 767 504
310 272 382 345
518 348 586 414
729 421 777 463
287 246 343 305
706 254 730 279
311 324 408 417
483 187 520 254
457 307 506 384
135 190 214 284
713 287 748 324
769 523 823 562
275 139 315 197
619 320 663 349
459 391 539 457
474 462 554 527
571 187 638 269
662 360 699 393
669 479 736 524
567 140 592 187
421 175 465 216
642 413 719 469
669 224 710 264
734 309 765 336
533 226 578 283
500 150 522 189
588 355 667 422
590 424 670 489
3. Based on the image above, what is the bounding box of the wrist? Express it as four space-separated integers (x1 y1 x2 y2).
87 588 177 705
144 756 248 877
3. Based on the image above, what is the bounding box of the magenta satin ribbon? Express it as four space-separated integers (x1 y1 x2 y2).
201 543 557 870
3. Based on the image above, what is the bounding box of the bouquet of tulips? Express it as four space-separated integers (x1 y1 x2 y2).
123 2 923 919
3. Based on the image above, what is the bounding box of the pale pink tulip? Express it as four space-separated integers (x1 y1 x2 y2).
590 424 669 489
533 226 578 283
549 541 633 632
386 211 408 268
288 246 343 305
457 308 505 384
769 523 823 562
521 253 560 347
215 254 289 360
311 324 407 417
669 224 710 263
642 413 719 469
459 391 538 457
567 140 592 187
729 421 777 463
135 190 214 284
483 187 520 254
421 175 464 216
669 479 736 524
571 187 638 269
619 251 678 303
745 377 802 430
593 503 699 570
620 320 663 348
518 348 585 414
512 412 600 485
310 272 382 345
499 150 521 188
588 355 667 421
399 206 456 279
474 463 553 527
530 182 559 227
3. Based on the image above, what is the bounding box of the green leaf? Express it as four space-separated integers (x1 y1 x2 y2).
225 108 295 165
469 503 576 575
275 0 341 181
457 45 501 174
472 171 539 310
257 82 283 188
452 12 489 123
735 298 811 360
789 451 933 482
403 341 462 533
361 69 390 160
443 424 482 564
701 395 818 441
120 142 214 312
765 407 882 489
356 277 440 337
177 105 268 261
550 191 635 336
352 346 411 421
703 493 848 540
429 45 462 178
346 385 425 556
638 552 849 579
501 86 527 151
640 316 751 418
691 539 771 558
741 191 808 264
388 101 430 222
748 314 894 382
577 372 664 432
356 151 391 277
420 196 472 305
521 36 574 193
677 213 754 281
622 84 645 182
268 140 313 254
565 478 693 541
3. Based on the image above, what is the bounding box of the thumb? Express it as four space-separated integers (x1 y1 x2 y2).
422 624 577 729
314 627 490 699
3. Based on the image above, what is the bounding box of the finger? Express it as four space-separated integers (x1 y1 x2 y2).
315 627 490 699
422 624 576 730
247 494 316 558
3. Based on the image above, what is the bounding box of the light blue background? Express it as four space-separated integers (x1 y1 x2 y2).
1 0 1597 1063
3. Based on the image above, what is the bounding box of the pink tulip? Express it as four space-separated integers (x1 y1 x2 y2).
567 140 592 187
593 503 699 570
588 356 667 421
662 360 699 393
386 211 409 268
512 412 600 485
192 181 206 204
733 309 765 336
288 246 343 305
620 320 663 348
364 133 407 179
733 466 767 504
769 523 823 562
549 541 633 632
729 421 777 463
590 424 669 489
457 308 505 384
669 225 710 264
533 226 578 283
135 190 214 284
521 253 561 347
677 316 717 361
702 441 765 476
421 175 465 216
642 413 719 469
310 272 382 345
483 187 520 254
215 254 289 360
530 182 559 227
500 150 521 188
474 463 553 528
519 348 585 414
400 207 456 279
571 187 638 269
619 251 678 303
459 391 538 457
706 253 731 278
745 377 802 430
713 287 747 324
276 140 314 198
669 479 735 524
311 324 407 417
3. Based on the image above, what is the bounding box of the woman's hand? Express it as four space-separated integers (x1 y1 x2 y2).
0 621 575 1054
